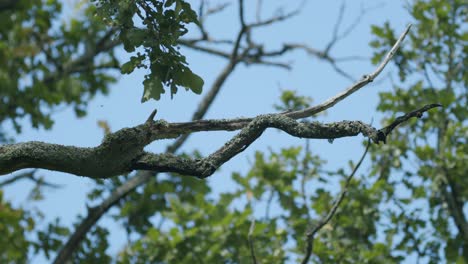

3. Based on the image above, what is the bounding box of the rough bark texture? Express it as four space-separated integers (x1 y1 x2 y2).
0 116 376 178
0 104 441 179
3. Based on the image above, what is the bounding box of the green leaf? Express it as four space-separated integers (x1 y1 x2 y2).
142 77 164 102
175 68 204 94
371 25 385 37
121 55 144 74
120 60 135 74
120 27 143 53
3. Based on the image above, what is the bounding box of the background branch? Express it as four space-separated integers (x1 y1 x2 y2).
301 139 371 264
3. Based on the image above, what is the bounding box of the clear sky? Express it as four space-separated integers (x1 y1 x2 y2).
3 0 413 262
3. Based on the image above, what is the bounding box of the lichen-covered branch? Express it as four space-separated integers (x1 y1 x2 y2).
0 104 440 179
133 116 378 179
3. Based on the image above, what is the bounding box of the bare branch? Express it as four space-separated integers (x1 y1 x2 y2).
378 103 442 143
249 9 300 28
336 3 384 43
325 2 383 54
205 2 231 17
334 55 369 62
178 40 291 69
0 103 440 179
182 2 372 78
179 40 231 58
0 170 61 188
301 139 371 264
43 29 120 84
238 0 246 29
275 43 357 81
0 170 37 187
284 24 413 119
326 1 346 54
328 60 355 82
51 172 152 264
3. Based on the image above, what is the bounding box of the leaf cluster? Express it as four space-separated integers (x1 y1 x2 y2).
94 0 203 102
369 0 468 262
0 0 118 132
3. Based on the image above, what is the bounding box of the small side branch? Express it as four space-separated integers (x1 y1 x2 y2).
284 24 412 119
377 103 442 143
0 170 61 188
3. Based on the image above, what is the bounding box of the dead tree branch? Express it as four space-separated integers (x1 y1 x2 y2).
0 103 440 179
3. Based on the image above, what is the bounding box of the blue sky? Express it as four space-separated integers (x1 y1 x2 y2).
3 0 414 262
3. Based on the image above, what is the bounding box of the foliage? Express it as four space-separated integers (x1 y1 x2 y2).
94 0 203 102
0 0 118 132
0 0 466 263
0 190 34 264
0 0 201 135
369 0 467 262
274 90 313 112
70 225 111 263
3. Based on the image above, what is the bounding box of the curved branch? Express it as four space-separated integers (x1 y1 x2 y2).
284 24 412 119
51 172 152 264
134 117 377 178
378 103 442 143
1 103 441 179
0 117 376 178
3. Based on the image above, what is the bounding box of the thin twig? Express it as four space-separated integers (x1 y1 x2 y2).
285 24 412 119
264 189 274 219
301 139 312 220
301 139 371 264
255 0 263 22
325 1 346 54
0 170 61 188
249 9 300 28
377 103 442 143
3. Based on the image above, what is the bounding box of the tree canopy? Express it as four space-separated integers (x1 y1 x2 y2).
0 0 466 263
